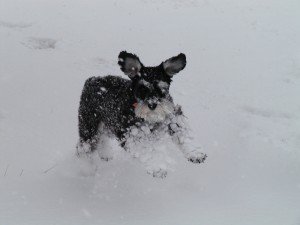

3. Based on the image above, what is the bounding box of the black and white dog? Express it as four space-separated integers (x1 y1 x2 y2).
77 51 206 177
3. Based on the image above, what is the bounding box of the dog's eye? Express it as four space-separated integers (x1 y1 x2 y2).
160 88 168 97
154 81 169 97
158 88 168 97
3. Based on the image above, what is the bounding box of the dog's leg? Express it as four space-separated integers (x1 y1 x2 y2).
169 114 207 164
94 124 115 161
76 120 99 157
77 106 101 157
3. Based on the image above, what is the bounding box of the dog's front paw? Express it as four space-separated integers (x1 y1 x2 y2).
187 152 207 164
76 141 92 158
147 169 168 178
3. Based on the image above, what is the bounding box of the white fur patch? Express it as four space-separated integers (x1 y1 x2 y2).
135 99 175 123
139 79 151 88
158 81 169 89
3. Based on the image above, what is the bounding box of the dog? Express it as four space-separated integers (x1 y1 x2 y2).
76 51 207 177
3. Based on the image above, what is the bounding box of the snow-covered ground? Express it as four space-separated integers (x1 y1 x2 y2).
1 0 300 224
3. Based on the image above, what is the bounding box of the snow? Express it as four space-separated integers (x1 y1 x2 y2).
1 0 300 224
99 87 107 92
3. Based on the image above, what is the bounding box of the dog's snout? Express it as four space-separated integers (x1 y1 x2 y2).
147 98 158 110
148 102 157 110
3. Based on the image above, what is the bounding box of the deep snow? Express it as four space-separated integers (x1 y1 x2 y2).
0 0 300 224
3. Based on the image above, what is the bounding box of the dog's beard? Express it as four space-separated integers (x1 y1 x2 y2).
135 99 175 123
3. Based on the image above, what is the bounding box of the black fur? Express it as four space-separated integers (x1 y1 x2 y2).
78 75 140 144
77 51 207 175
78 51 187 150
80 52 201 151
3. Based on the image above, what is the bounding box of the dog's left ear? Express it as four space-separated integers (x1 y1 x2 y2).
163 53 186 76
118 51 143 79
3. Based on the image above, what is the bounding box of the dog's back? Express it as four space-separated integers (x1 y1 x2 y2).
78 75 137 143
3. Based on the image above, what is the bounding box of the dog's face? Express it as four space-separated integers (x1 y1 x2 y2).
118 51 186 123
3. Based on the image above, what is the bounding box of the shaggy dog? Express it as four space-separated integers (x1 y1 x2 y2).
77 51 206 177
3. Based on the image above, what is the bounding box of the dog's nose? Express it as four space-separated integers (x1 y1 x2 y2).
148 102 157 110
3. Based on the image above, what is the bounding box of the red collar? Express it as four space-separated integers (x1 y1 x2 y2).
133 102 138 108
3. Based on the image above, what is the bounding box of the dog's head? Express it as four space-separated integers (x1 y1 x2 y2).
118 51 186 123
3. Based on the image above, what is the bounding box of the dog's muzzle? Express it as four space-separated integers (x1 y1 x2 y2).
134 98 175 123
147 98 158 110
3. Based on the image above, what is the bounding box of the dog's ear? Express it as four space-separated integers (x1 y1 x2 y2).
163 53 186 76
118 51 143 79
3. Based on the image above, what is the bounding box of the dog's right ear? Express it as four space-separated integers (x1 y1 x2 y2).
118 51 143 79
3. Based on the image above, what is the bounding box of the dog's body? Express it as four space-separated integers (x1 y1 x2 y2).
77 51 206 177
78 76 137 144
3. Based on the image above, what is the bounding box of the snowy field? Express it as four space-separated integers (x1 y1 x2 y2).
1 0 300 224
